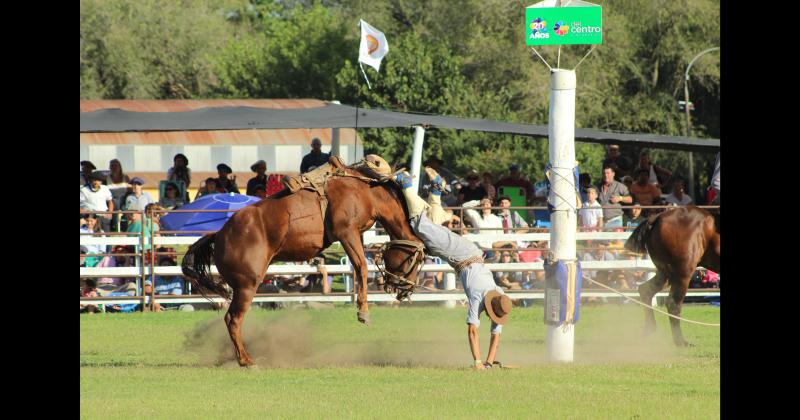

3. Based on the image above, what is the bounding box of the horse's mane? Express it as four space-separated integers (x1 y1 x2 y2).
348 163 410 221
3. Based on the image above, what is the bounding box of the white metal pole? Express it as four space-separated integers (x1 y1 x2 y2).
546 69 577 363
411 126 425 192
442 272 456 308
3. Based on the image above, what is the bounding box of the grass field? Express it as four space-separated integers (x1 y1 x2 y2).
80 303 720 419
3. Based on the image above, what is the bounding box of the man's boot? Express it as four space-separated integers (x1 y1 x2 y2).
395 172 429 219
423 167 452 225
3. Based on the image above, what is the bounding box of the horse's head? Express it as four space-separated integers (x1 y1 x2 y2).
377 240 426 301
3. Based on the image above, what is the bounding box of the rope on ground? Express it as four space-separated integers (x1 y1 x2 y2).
583 276 720 327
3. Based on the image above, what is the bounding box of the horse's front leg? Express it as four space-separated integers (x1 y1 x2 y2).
337 231 371 325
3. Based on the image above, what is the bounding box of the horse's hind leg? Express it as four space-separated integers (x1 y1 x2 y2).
225 285 257 366
665 277 692 347
638 271 666 335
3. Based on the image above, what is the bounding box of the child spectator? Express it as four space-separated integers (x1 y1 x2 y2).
579 173 592 204
167 153 191 201
664 179 693 206
624 203 647 228
80 171 114 232
124 177 153 211
196 177 220 199
579 186 603 231
493 249 525 290
629 168 663 207
80 213 105 267
158 181 186 210
80 279 100 313
216 163 240 193
247 160 268 196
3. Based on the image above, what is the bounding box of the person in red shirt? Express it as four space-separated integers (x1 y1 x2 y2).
629 168 663 207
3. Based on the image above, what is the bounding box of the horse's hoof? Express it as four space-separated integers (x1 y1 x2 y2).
357 311 371 325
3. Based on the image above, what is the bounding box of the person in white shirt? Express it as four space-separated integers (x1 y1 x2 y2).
462 198 504 256
664 179 693 206
80 171 114 232
579 186 604 230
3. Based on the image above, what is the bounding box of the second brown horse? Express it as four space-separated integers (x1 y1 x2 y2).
182 164 424 366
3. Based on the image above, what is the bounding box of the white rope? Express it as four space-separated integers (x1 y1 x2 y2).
584 276 720 327
530 47 553 71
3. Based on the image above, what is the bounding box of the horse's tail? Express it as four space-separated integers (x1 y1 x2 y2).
181 233 231 301
624 219 652 255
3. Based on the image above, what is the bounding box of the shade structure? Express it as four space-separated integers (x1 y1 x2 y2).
159 193 261 234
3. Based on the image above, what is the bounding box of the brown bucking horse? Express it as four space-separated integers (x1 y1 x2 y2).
182 159 424 366
625 206 720 346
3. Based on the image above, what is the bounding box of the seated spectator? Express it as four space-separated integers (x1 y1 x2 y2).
635 151 672 189
154 257 183 296
80 278 100 313
158 181 186 210
167 153 192 201
80 171 114 232
247 160 269 196
495 163 535 204
624 203 647 228
602 144 633 180
629 168 663 207
579 186 603 231
462 198 503 258
106 159 131 232
80 213 105 267
493 249 525 290
196 177 220 199
80 160 97 187
124 177 153 212
664 178 693 206
95 245 130 287
216 163 240 193
482 172 497 201
252 184 268 199
458 170 487 204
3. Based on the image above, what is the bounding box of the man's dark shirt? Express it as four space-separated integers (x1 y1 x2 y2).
247 175 268 196
459 185 488 203
301 151 330 173
602 155 634 178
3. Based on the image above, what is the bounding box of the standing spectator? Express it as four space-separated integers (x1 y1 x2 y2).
497 196 529 233
462 198 504 258
80 160 97 187
247 160 268 196
624 203 647 227
80 171 114 232
597 165 632 228
124 177 153 211
195 177 220 200
495 163 535 205
601 145 633 180
167 153 191 201
635 151 672 188
620 175 634 193
216 163 240 193
664 179 693 206
629 168 663 206
458 170 488 204
482 172 497 201
106 159 130 232
579 186 603 231
158 181 186 210
300 138 330 174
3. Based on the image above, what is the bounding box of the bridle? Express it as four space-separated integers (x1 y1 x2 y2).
376 239 426 301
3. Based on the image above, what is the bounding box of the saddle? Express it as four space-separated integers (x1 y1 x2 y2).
281 155 347 221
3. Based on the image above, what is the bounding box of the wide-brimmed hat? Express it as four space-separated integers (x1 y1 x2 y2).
81 160 96 170
484 290 512 325
251 160 267 172
217 163 233 173
89 171 106 181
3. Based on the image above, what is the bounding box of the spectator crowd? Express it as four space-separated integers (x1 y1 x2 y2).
82 140 719 311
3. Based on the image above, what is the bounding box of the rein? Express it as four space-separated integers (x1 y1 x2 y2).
376 240 426 301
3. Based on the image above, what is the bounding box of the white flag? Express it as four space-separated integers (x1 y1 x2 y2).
358 20 389 72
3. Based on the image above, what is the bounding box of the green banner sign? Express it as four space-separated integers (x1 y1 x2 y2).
525 4 602 46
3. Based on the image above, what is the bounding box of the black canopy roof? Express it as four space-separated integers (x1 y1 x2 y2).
80 102 719 152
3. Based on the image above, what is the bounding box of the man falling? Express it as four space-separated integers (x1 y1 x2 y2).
394 167 512 370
